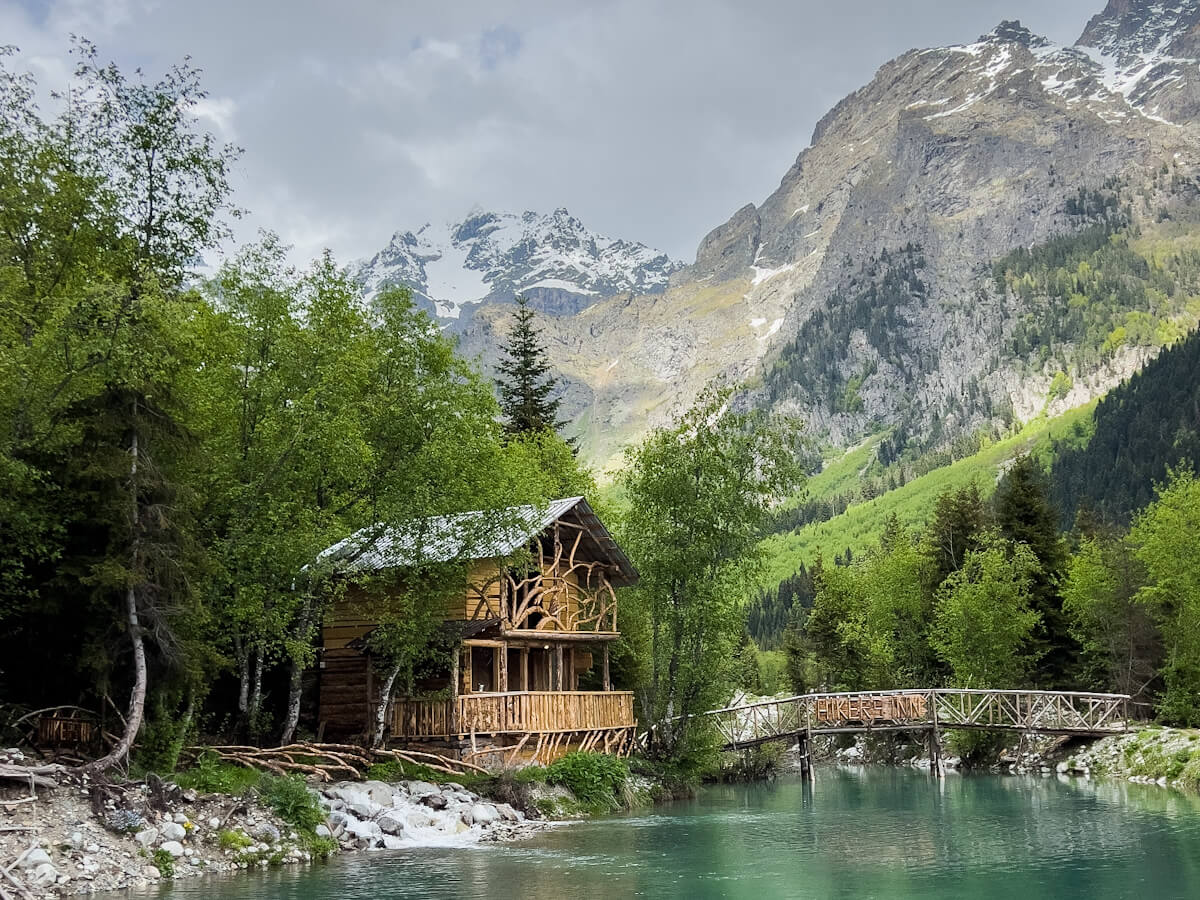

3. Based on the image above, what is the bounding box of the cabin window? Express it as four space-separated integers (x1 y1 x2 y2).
470 646 497 693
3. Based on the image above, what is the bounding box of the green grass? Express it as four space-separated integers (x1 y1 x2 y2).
760 403 1096 581
793 433 888 507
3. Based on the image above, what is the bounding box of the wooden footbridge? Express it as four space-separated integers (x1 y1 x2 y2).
700 688 1131 777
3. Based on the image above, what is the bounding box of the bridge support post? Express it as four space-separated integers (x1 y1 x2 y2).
929 727 944 778
799 727 815 783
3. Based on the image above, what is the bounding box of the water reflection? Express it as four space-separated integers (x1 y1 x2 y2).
152 769 1200 900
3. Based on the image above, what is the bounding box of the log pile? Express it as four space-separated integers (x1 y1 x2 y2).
184 742 486 781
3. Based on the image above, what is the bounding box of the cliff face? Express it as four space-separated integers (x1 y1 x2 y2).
375 2 1200 470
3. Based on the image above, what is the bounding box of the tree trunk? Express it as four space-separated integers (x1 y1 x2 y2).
235 638 250 716
372 663 403 749
85 414 146 773
249 652 264 734
279 656 304 745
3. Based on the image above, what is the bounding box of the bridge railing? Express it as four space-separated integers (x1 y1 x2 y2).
704 688 1131 750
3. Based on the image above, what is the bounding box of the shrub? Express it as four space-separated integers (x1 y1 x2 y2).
152 849 175 878
217 829 253 851
173 752 261 795
257 774 325 831
544 752 628 811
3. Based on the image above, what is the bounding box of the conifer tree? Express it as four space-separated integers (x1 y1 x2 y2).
496 296 567 439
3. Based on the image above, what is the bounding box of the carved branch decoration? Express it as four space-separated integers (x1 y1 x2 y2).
501 525 617 633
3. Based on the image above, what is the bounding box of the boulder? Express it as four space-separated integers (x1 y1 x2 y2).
208 817 221 829
345 819 382 846
159 841 185 859
469 803 501 826
497 804 520 823
315 824 332 838
172 812 190 824
18 849 52 868
142 866 162 880
361 781 397 807
420 793 448 810
159 822 187 843
444 782 465 793
32 864 59 888
406 781 439 798
134 828 159 850
377 813 405 836
347 801 376 820
251 823 281 843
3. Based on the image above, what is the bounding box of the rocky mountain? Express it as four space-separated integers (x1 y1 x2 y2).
444 0 1200 470
353 208 680 321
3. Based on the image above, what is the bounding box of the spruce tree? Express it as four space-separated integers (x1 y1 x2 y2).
994 454 1077 685
496 296 567 438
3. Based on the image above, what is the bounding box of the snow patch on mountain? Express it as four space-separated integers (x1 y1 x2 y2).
354 208 681 320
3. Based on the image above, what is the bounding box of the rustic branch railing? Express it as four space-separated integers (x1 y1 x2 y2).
702 689 1132 750
392 690 635 739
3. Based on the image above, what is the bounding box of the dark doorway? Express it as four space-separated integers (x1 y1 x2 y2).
470 646 496 692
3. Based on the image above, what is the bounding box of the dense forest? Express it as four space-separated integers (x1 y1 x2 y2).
1050 325 1200 529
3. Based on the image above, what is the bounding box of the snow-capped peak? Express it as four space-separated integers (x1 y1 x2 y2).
354 208 681 320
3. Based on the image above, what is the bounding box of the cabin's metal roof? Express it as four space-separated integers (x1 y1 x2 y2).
317 496 638 585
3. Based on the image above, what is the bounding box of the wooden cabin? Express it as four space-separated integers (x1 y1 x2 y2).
317 496 639 764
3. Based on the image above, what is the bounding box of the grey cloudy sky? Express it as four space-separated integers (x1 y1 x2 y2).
3 0 1105 264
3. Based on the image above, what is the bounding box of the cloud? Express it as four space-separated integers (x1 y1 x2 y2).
1 0 1106 266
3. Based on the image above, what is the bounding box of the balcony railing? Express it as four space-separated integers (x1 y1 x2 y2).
392 690 635 739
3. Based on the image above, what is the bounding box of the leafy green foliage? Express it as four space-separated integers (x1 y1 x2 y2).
931 535 1042 687
171 752 262 795
1131 470 1200 724
218 830 254 851
544 751 629 811
152 849 175 878
618 386 804 759
257 774 325 832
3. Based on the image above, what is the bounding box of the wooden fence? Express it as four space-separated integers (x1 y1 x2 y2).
392 690 635 739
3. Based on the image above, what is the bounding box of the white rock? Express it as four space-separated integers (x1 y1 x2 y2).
142 866 161 880
32 863 59 887
406 781 439 798
251 822 281 843
160 822 187 842
469 803 500 826
134 828 159 850
1056 761 1070 774
361 781 396 807
347 801 375 819
315 824 332 838
172 812 190 824
207 816 221 830
18 849 52 868
159 841 185 858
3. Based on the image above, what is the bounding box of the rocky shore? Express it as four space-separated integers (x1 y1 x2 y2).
0 752 548 898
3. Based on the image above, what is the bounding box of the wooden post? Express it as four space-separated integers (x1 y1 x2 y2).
930 696 943 777
602 644 611 692
552 645 563 691
799 735 811 781
567 647 575 691
499 642 508 693
365 659 374 742
449 650 460 737
520 648 529 691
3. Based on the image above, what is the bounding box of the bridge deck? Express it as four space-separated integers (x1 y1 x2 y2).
705 688 1131 751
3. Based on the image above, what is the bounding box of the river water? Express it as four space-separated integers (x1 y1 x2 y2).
155 767 1200 899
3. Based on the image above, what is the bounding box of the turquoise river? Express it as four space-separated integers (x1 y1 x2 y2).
151 768 1200 899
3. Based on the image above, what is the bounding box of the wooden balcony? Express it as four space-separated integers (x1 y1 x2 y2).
392 690 635 739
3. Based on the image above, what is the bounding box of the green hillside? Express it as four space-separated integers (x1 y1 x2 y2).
760 403 1095 585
